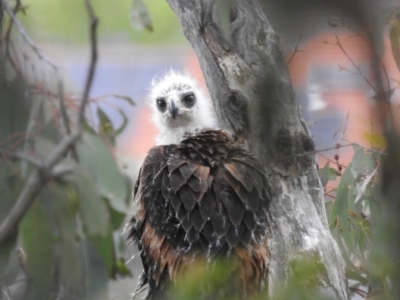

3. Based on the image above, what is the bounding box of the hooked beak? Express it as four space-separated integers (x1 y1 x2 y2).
169 99 179 120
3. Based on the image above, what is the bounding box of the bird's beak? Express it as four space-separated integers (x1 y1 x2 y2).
169 99 179 120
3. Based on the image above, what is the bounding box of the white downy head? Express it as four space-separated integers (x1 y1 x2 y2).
149 70 217 145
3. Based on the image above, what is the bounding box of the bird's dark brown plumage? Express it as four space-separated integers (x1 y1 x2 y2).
129 129 271 299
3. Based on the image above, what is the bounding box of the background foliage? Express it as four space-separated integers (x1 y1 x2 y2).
0 1 133 299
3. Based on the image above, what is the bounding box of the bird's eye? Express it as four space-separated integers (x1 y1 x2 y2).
182 93 196 107
156 98 167 112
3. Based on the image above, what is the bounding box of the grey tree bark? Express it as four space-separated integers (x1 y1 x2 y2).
165 0 347 299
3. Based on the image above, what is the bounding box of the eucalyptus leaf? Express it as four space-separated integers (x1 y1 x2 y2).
0 163 15 223
51 183 86 297
57 79 71 134
85 241 109 300
130 0 153 32
89 224 114 277
0 73 31 144
329 163 354 230
109 94 135 106
114 258 133 277
354 167 378 204
346 268 368 285
352 147 376 176
318 162 330 188
114 108 130 137
97 107 115 146
76 132 128 213
334 228 357 272
67 165 108 236
107 201 127 230
20 195 54 300
33 136 57 159
0 231 17 285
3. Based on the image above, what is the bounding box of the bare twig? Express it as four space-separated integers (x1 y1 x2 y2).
346 24 391 95
284 142 385 160
0 132 80 245
349 286 369 298
287 34 303 65
0 0 99 246
0 148 42 167
333 34 376 92
78 0 98 128
0 0 57 69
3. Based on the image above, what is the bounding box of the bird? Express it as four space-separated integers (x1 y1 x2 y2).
129 70 271 299
149 70 217 145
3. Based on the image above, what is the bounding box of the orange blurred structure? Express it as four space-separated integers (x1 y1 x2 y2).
118 29 399 177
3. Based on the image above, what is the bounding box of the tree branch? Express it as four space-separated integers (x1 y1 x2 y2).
0 132 79 245
165 0 347 298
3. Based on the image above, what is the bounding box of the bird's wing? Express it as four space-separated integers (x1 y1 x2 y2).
130 132 271 295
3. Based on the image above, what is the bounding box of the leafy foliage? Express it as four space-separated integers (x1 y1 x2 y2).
0 3 132 299
322 145 380 298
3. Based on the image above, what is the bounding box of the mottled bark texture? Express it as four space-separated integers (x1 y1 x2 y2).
165 0 347 299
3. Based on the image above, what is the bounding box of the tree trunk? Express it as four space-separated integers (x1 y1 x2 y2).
165 0 348 299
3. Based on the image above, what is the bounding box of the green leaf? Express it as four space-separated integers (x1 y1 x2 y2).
114 108 130 137
107 200 127 230
0 162 16 223
346 268 368 285
318 162 330 188
114 258 132 277
97 107 115 146
39 116 62 143
0 230 18 284
68 165 108 236
355 166 378 204
130 0 153 32
34 136 57 159
89 224 114 277
0 162 19 282
109 94 135 106
390 17 400 72
77 132 128 213
351 147 376 177
329 163 354 230
20 196 55 299
85 241 109 300
0 73 31 144
50 183 86 294
319 162 337 188
57 78 71 134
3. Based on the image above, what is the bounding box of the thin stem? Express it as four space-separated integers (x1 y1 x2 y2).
78 0 98 128
287 34 303 65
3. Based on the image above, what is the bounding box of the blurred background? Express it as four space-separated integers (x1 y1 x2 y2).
19 0 400 176
5 0 399 299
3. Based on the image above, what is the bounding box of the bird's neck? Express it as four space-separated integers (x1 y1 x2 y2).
156 119 217 145
155 127 189 145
